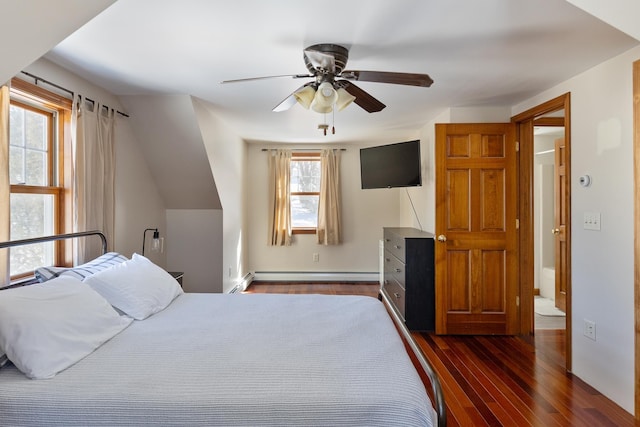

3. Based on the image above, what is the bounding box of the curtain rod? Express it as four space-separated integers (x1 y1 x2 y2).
261 148 346 152
20 71 130 118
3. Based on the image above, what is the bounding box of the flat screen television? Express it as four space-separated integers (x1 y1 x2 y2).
360 140 422 189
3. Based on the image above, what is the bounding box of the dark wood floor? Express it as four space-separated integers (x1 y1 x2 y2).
245 281 636 427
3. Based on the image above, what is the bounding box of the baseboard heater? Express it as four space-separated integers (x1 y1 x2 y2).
253 271 379 282
228 272 255 293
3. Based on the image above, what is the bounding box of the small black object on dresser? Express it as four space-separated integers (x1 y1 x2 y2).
381 227 435 331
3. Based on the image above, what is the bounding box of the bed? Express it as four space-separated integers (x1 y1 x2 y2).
0 231 446 426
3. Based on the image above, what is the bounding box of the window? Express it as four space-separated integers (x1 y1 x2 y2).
8 79 72 279
290 153 321 234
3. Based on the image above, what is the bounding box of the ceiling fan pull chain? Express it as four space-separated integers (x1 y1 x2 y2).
332 109 336 135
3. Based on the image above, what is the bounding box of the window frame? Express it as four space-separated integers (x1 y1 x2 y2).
8 78 73 278
290 152 320 235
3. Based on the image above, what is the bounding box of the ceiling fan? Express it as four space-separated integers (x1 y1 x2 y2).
221 43 434 114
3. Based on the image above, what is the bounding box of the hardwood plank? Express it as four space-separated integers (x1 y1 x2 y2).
244 281 635 426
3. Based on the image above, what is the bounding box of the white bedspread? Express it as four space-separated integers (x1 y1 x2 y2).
0 293 436 426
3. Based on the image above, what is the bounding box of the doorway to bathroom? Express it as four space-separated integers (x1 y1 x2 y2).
513 92 571 370
533 119 566 330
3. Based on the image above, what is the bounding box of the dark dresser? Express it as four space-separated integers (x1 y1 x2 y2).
381 227 435 331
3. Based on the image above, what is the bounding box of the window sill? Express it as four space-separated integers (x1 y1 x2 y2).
292 228 317 235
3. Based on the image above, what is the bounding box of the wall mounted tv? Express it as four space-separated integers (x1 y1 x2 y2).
360 140 422 189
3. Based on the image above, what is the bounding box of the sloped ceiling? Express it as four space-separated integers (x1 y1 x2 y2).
566 0 640 41
0 0 116 85
118 94 221 209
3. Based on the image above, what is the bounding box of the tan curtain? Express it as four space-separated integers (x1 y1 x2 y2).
0 85 9 285
317 149 341 245
73 95 116 262
267 149 292 246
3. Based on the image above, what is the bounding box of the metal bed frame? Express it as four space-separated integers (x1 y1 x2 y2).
0 231 107 288
0 230 447 426
0 230 107 253
380 289 447 426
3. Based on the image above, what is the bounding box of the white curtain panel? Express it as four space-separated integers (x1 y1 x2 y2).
72 96 115 263
317 149 341 245
267 149 292 246
0 86 10 284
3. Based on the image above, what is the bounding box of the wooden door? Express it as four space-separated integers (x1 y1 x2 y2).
554 137 567 312
435 123 518 335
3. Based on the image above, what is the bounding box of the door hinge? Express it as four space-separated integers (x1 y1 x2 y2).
516 296 520 306
516 218 520 229
515 141 520 152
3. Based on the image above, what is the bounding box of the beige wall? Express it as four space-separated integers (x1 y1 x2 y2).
165 209 223 293
245 143 401 280
192 98 248 293
23 58 167 267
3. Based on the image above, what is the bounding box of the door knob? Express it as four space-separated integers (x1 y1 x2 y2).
552 228 560 235
437 234 447 242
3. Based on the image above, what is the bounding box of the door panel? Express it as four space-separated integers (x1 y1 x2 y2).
435 123 518 335
554 137 567 312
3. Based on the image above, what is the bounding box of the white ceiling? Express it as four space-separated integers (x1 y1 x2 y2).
45 0 638 145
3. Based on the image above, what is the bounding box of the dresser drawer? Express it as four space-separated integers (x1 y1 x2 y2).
381 227 435 331
383 250 406 288
383 229 406 263
383 278 406 320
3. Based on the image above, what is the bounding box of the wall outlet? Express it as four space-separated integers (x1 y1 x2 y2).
313 253 319 262
583 319 596 341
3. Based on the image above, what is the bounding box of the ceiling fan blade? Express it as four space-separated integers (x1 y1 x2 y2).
272 83 313 112
221 74 313 84
341 70 434 87
272 93 298 112
336 80 386 113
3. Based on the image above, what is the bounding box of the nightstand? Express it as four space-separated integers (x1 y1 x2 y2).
169 271 183 286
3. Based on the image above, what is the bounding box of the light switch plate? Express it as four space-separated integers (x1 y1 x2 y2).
583 212 601 231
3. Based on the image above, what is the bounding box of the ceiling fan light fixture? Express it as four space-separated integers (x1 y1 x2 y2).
335 87 356 111
311 81 338 111
311 100 333 114
293 85 316 109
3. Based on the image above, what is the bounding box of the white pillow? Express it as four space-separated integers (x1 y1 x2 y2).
84 253 183 320
34 252 128 282
0 276 133 379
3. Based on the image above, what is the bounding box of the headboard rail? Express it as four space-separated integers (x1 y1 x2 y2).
0 230 107 289
0 230 107 252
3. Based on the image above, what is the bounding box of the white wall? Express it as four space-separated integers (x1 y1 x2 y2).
192 98 248 293
512 45 640 413
246 144 400 280
22 58 167 266
165 209 223 293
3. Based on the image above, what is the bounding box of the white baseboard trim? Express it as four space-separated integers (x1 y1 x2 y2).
253 271 379 282
228 272 255 293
